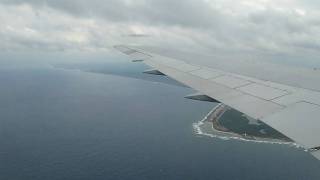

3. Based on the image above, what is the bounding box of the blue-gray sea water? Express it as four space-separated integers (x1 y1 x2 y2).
1 52 320 180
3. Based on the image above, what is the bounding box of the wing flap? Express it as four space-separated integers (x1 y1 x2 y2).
211 75 252 88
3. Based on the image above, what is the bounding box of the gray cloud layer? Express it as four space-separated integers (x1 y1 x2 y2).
1 0 320 65
1 0 222 28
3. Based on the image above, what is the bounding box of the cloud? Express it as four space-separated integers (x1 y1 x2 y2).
0 0 320 64
0 0 223 28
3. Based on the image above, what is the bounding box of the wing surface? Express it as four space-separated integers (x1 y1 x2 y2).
115 45 320 160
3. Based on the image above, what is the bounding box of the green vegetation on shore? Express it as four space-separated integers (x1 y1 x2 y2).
218 109 292 141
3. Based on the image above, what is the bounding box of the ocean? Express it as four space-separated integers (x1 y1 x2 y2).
1 52 320 180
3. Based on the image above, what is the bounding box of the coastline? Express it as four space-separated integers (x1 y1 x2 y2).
193 104 302 148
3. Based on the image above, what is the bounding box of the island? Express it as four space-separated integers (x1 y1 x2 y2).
194 104 293 143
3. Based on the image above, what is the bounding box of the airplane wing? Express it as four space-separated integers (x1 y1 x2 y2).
114 45 320 160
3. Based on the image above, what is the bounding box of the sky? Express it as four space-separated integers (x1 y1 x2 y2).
1 0 320 61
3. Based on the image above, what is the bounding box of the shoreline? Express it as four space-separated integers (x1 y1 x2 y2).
193 104 302 148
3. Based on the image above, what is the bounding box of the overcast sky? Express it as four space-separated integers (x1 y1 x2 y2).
1 0 320 63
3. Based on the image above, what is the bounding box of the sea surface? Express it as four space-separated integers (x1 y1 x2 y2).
1 52 320 180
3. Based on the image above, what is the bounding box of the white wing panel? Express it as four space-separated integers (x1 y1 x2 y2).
157 56 184 67
262 81 299 92
189 68 222 79
211 75 252 88
238 83 290 101
263 102 320 149
175 63 201 72
224 94 285 119
273 91 320 107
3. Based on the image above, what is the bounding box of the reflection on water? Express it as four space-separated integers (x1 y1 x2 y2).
1 52 320 180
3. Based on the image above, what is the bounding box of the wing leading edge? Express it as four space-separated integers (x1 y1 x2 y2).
114 45 320 161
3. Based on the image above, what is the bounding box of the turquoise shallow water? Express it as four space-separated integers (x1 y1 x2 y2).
1 52 320 180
